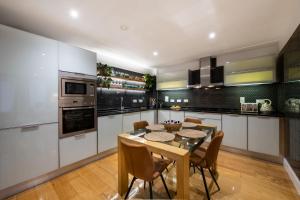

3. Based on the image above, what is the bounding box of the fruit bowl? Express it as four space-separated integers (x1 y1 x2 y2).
162 120 182 132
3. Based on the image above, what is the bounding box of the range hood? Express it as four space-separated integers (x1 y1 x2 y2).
188 57 224 88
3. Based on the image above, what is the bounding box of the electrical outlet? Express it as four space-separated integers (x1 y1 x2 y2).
164 96 169 102
184 99 189 103
176 99 182 103
240 97 245 104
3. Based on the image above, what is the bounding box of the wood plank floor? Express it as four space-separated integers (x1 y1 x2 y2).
6 151 299 200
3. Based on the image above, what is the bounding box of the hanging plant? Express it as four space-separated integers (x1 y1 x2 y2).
143 73 155 91
97 63 113 89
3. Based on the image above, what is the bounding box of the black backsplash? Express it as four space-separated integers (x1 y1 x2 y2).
158 84 279 111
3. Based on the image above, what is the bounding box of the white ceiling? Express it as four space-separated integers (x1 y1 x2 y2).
0 0 299 71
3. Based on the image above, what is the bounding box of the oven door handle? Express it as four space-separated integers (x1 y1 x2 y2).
62 107 95 111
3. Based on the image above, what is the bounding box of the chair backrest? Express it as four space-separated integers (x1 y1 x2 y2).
120 141 154 181
184 117 202 124
133 121 149 131
204 131 224 167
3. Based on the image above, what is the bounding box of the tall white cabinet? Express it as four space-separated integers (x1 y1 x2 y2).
0 25 59 191
222 114 247 150
58 42 97 76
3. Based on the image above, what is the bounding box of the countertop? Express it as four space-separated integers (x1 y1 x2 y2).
97 106 285 117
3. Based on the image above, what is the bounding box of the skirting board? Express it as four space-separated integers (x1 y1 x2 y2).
0 148 117 199
283 158 300 195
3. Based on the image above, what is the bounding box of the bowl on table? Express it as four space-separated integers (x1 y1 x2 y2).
162 120 182 132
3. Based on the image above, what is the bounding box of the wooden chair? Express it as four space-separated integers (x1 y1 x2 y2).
133 120 149 131
189 131 224 200
184 117 202 124
121 141 172 199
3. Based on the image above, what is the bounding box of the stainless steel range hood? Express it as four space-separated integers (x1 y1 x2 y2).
199 57 213 87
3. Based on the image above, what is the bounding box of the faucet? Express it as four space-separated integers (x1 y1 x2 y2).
121 97 124 110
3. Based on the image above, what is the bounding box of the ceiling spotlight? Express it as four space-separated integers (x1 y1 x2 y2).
209 32 216 39
69 9 79 19
226 61 230 64
120 25 128 31
153 51 158 56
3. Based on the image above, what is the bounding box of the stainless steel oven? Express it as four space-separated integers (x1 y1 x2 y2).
59 106 97 138
58 71 97 138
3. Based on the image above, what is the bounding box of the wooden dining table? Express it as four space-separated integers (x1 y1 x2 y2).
118 123 217 199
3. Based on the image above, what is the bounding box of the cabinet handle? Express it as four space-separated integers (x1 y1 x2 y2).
21 124 40 129
74 133 86 139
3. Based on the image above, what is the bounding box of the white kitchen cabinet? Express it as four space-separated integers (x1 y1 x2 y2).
141 110 156 124
0 123 59 190
58 42 97 76
98 115 122 153
248 116 279 156
158 110 170 123
0 25 58 129
222 114 247 150
122 112 141 132
59 131 97 167
170 111 185 122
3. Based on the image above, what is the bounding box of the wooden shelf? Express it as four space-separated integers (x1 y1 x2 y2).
97 87 145 92
97 75 145 84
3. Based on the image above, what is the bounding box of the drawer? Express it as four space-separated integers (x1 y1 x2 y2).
59 131 97 167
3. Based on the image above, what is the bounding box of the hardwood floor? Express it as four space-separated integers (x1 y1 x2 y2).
6 151 299 200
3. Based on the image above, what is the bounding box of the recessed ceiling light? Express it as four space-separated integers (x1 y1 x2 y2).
69 9 79 19
226 61 230 64
120 25 128 31
153 51 158 56
209 32 216 39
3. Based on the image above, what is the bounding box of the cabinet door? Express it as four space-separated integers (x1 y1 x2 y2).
58 42 97 76
98 115 122 153
141 110 155 124
0 123 59 190
222 114 247 150
59 131 97 167
158 110 170 123
0 25 58 129
248 116 279 156
202 119 222 142
122 112 141 132
170 111 185 122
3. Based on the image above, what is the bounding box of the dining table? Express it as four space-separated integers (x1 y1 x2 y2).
118 123 217 199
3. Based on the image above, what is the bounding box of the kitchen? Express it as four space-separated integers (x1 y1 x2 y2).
0 1 300 200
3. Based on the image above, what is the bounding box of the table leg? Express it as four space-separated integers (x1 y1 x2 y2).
118 137 128 197
176 153 190 199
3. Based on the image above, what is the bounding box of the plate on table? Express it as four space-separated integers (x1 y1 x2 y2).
176 129 207 139
182 122 198 128
146 124 165 131
144 132 175 142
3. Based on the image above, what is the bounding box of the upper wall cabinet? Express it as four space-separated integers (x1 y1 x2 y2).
0 25 58 129
224 55 277 86
58 42 97 76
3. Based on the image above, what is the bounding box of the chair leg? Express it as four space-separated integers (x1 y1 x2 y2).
144 180 146 189
193 163 196 173
149 181 153 199
200 167 210 200
208 168 220 191
160 174 171 199
125 177 137 199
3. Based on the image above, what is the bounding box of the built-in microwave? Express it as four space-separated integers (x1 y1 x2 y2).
59 71 96 107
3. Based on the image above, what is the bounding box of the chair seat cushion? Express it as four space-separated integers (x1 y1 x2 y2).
152 157 172 178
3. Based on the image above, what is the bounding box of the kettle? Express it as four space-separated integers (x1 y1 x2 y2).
260 99 273 112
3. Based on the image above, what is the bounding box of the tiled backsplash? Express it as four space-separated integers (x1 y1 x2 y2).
158 84 279 111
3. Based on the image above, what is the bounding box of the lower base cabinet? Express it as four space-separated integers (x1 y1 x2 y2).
141 110 156 124
170 111 185 122
59 131 97 167
248 116 279 156
122 112 141 132
222 114 247 150
0 123 59 190
98 115 122 153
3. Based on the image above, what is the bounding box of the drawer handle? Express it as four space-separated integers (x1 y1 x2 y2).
74 133 86 139
21 124 40 129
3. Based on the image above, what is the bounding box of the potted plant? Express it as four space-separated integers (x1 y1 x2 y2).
143 73 155 91
97 63 113 88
